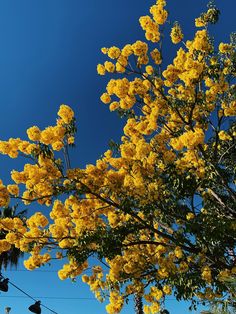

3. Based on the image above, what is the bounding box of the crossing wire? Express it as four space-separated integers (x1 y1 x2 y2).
0 273 59 314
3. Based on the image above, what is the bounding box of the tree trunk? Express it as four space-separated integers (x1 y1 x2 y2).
134 294 143 314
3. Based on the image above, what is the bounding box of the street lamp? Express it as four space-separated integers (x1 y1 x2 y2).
0 278 9 292
5 307 11 314
28 301 41 314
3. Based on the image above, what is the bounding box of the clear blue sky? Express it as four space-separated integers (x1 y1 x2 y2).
0 0 235 313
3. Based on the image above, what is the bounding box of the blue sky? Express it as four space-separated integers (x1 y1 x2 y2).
0 0 235 313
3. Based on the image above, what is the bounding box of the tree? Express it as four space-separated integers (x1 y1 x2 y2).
201 277 236 313
0 0 235 313
0 205 26 270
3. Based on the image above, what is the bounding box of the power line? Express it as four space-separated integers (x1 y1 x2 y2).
0 294 178 301
5 269 58 272
0 295 96 300
0 273 59 314
5 269 93 274
9 281 38 301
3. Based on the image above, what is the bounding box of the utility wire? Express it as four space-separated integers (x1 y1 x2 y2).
9 281 37 301
0 294 178 301
1 273 59 314
5 269 93 274
0 295 96 300
5 269 58 272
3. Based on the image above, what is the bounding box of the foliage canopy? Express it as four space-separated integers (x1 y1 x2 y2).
0 1 235 313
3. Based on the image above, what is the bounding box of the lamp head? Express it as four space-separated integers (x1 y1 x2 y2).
0 278 9 292
28 301 41 314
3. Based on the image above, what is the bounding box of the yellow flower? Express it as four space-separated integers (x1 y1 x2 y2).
218 269 231 282
67 136 75 145
163 285 172 295
58 269 67 280
82 274 90 283
195 17 207 28
170 23 183 44
109 101 119 111
116 55 128 73
57 104 74 124
132 41 148 56
201 266 212 283
27 126 41 141
144 305 151 314
150 287 163 300
5 232 18 243
150 48 162 64
7 184 19 196
122 44 133 57
52 141 64 151
219 43 233 54
97 64 106 75
186 212 195 220
192 30 211 52
100 93 111 104
27 212 49 228
113 78 130 98
150 1 168 25
0 183 10 207
174 246 183 259
107 46 121 59
0 240 11 253
101 47 108 54
104 61 115 73
218 131 232 141
146 65 154 75
139 16 160 43
149 301 160 314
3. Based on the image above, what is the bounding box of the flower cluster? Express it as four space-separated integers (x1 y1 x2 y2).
0 1 235 314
